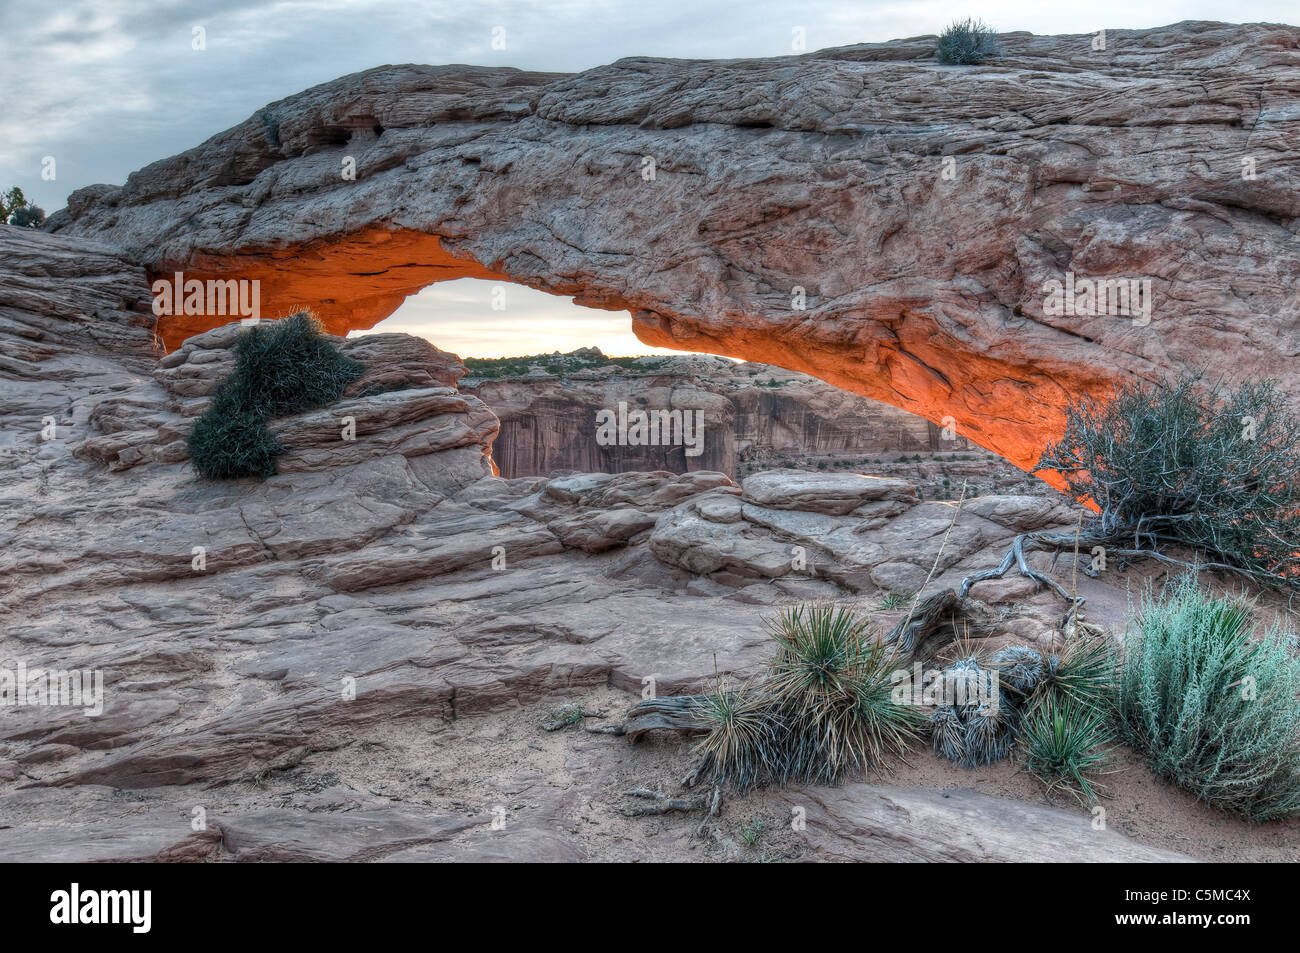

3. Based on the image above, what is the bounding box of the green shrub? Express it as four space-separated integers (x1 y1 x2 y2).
874 591 911 610
187 410 285 480
213 312 362 419
925 640 1116 778
689 681 784 793
1 186 29 223
187 313 362 480
1117 575 1300 821
995 637 1117 715
936 18 999 65
9 204 45 228
1037 372 1300 590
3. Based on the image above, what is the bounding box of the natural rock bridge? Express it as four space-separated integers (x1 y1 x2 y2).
49 20 1300 479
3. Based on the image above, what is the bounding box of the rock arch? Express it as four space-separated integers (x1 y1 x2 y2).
49 22 1300 481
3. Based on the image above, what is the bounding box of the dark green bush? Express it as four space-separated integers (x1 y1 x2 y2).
213 312 362 419
1037 372 1300 590
187 313 362 480
9 204 45 228
187 409 285 480
936 18 999 65
1117 575 1300 821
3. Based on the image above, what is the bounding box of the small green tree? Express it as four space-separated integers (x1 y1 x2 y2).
10 204 45 228
2 186 30 223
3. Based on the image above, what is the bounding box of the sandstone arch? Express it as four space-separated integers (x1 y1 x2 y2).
49 22 1300 481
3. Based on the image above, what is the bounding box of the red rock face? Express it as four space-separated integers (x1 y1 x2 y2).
150 228 512 348
49 23 1300 486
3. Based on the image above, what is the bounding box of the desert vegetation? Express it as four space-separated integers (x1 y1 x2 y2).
630 577 1300 822
936 18 1000 65
686 606 924 792
1037 373 1300 591
1117 576 1300 821
187 312 362 479
462 349 668 378
1 186 44 228
962 372 1300 615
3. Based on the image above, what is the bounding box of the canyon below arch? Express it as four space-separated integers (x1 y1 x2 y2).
2 20 1299 863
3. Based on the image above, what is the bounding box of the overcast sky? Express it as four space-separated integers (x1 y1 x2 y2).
2 1 1291 356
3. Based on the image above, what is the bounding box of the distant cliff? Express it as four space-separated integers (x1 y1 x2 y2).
460 348 973 480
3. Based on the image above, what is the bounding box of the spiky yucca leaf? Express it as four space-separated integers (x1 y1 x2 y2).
1028 637 1118 715
1021 696 1114 805
688 682 783 793
764 605 921 783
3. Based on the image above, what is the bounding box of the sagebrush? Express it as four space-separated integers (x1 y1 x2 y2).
936 18 999 65
1117 575 1300 821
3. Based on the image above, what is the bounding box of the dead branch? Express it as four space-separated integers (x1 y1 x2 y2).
622 787 712 816
624 695 709 742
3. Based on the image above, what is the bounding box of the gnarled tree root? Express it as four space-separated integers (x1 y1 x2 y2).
623 785 722 836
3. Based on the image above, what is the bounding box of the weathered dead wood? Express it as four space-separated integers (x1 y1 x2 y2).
883 588 961 660
624 695 709 742
623 786 722 836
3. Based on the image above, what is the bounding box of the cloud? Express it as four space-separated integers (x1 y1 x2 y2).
350 278 686 358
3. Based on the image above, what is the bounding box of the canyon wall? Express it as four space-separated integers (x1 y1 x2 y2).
458 350 971 479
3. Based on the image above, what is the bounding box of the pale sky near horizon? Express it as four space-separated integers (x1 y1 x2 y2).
2 0 1291 356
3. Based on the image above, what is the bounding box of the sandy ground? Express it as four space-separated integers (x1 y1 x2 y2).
206 685 1298 862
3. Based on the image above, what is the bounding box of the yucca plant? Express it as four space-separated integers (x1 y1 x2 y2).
990 645 1046 697
1118 575 1300 821
764 605 922 783
688 681 783 793
1021 696 1115 805
930 654 1017 768
1005 638 1117 715
875 591 911 610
